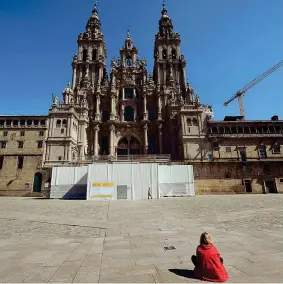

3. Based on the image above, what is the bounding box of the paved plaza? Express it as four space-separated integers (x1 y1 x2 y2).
0 195 282 283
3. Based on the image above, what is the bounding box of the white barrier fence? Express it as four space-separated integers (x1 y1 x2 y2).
50 163 195 200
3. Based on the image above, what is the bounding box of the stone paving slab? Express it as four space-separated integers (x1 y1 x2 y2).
0 195 282 283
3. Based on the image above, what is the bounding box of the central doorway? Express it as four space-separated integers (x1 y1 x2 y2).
117 137 141 156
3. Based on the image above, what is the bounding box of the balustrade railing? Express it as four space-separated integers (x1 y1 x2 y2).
83 154 171 163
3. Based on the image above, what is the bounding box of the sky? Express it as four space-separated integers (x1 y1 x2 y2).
0 0 282 120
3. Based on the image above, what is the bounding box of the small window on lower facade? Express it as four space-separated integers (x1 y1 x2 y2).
61 129 64 134
18 141 24 148
279 178 283 183
37 141 43 148
1 141 7 149
3 131 8 137
225 147 231 153
18 156 24 169
58 156 62 161
39 131 44 137
20 131 25 136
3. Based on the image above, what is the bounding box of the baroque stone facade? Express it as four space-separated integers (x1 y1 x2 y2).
1 3 283 195
43 3 212 168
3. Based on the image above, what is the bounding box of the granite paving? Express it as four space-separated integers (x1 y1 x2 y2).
0 195 282 283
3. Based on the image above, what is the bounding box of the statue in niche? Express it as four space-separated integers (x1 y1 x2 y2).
126 56 133 67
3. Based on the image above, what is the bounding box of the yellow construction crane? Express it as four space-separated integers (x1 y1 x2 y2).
224 59 283 119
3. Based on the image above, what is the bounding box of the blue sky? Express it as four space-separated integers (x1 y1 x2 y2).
0 0 282 120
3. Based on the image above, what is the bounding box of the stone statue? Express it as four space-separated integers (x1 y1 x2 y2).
52 93 59 105
195 95 200 105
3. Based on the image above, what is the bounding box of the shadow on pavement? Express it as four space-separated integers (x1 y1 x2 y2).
169 268 196 279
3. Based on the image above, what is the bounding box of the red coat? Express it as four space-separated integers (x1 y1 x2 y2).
194 243 228 282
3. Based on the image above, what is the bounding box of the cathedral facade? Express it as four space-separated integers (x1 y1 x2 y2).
43 3 213 168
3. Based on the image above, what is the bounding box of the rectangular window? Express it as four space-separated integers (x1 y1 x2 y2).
0 156 3 169
1 141 7 149
279 178 283 183
39 131 44 136
273 144 281 154
18 156 24 169
40 120 46 126
18 141 24 148
20 131 25 136
225 147 231 153
37 141 43 148
124 88 134 99
3 131 8 136
61 129 64 134
58 156 62 161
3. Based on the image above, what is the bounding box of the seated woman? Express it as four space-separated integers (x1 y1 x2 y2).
192 232 228 282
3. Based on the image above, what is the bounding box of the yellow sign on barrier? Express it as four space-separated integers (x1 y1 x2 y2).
90 182 115 199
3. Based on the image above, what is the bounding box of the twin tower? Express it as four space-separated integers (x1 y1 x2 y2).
43 3 213 168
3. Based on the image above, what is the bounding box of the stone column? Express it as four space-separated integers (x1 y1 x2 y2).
120 105 125 122
157 65 160 84
68 143 72 161
48 117 53 137
110 94 116 120
163 63 166 85
45 145 51 161
96 95 100 120
143 94 147 120
158 124 163 154
79 66 83 83
92 66 95 85
72 66 77 89
144 124 148 154
157 95 162 120
94 125 100 156
109 124 115 156
67 117 72 137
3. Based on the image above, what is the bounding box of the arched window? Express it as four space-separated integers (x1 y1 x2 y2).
62 119 67 128
124 106 134 122
172 49 177 59
92 49 97 61
56 120 61 128
192 118 198 126
162 49 167 59
82 49 88 61
126 55 132 67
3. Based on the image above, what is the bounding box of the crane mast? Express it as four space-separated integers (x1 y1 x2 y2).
224 59 283 119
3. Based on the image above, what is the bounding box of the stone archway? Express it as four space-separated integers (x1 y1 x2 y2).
117 136 142 156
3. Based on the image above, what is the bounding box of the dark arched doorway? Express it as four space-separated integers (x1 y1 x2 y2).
117 137 142 156
33 172 42 193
